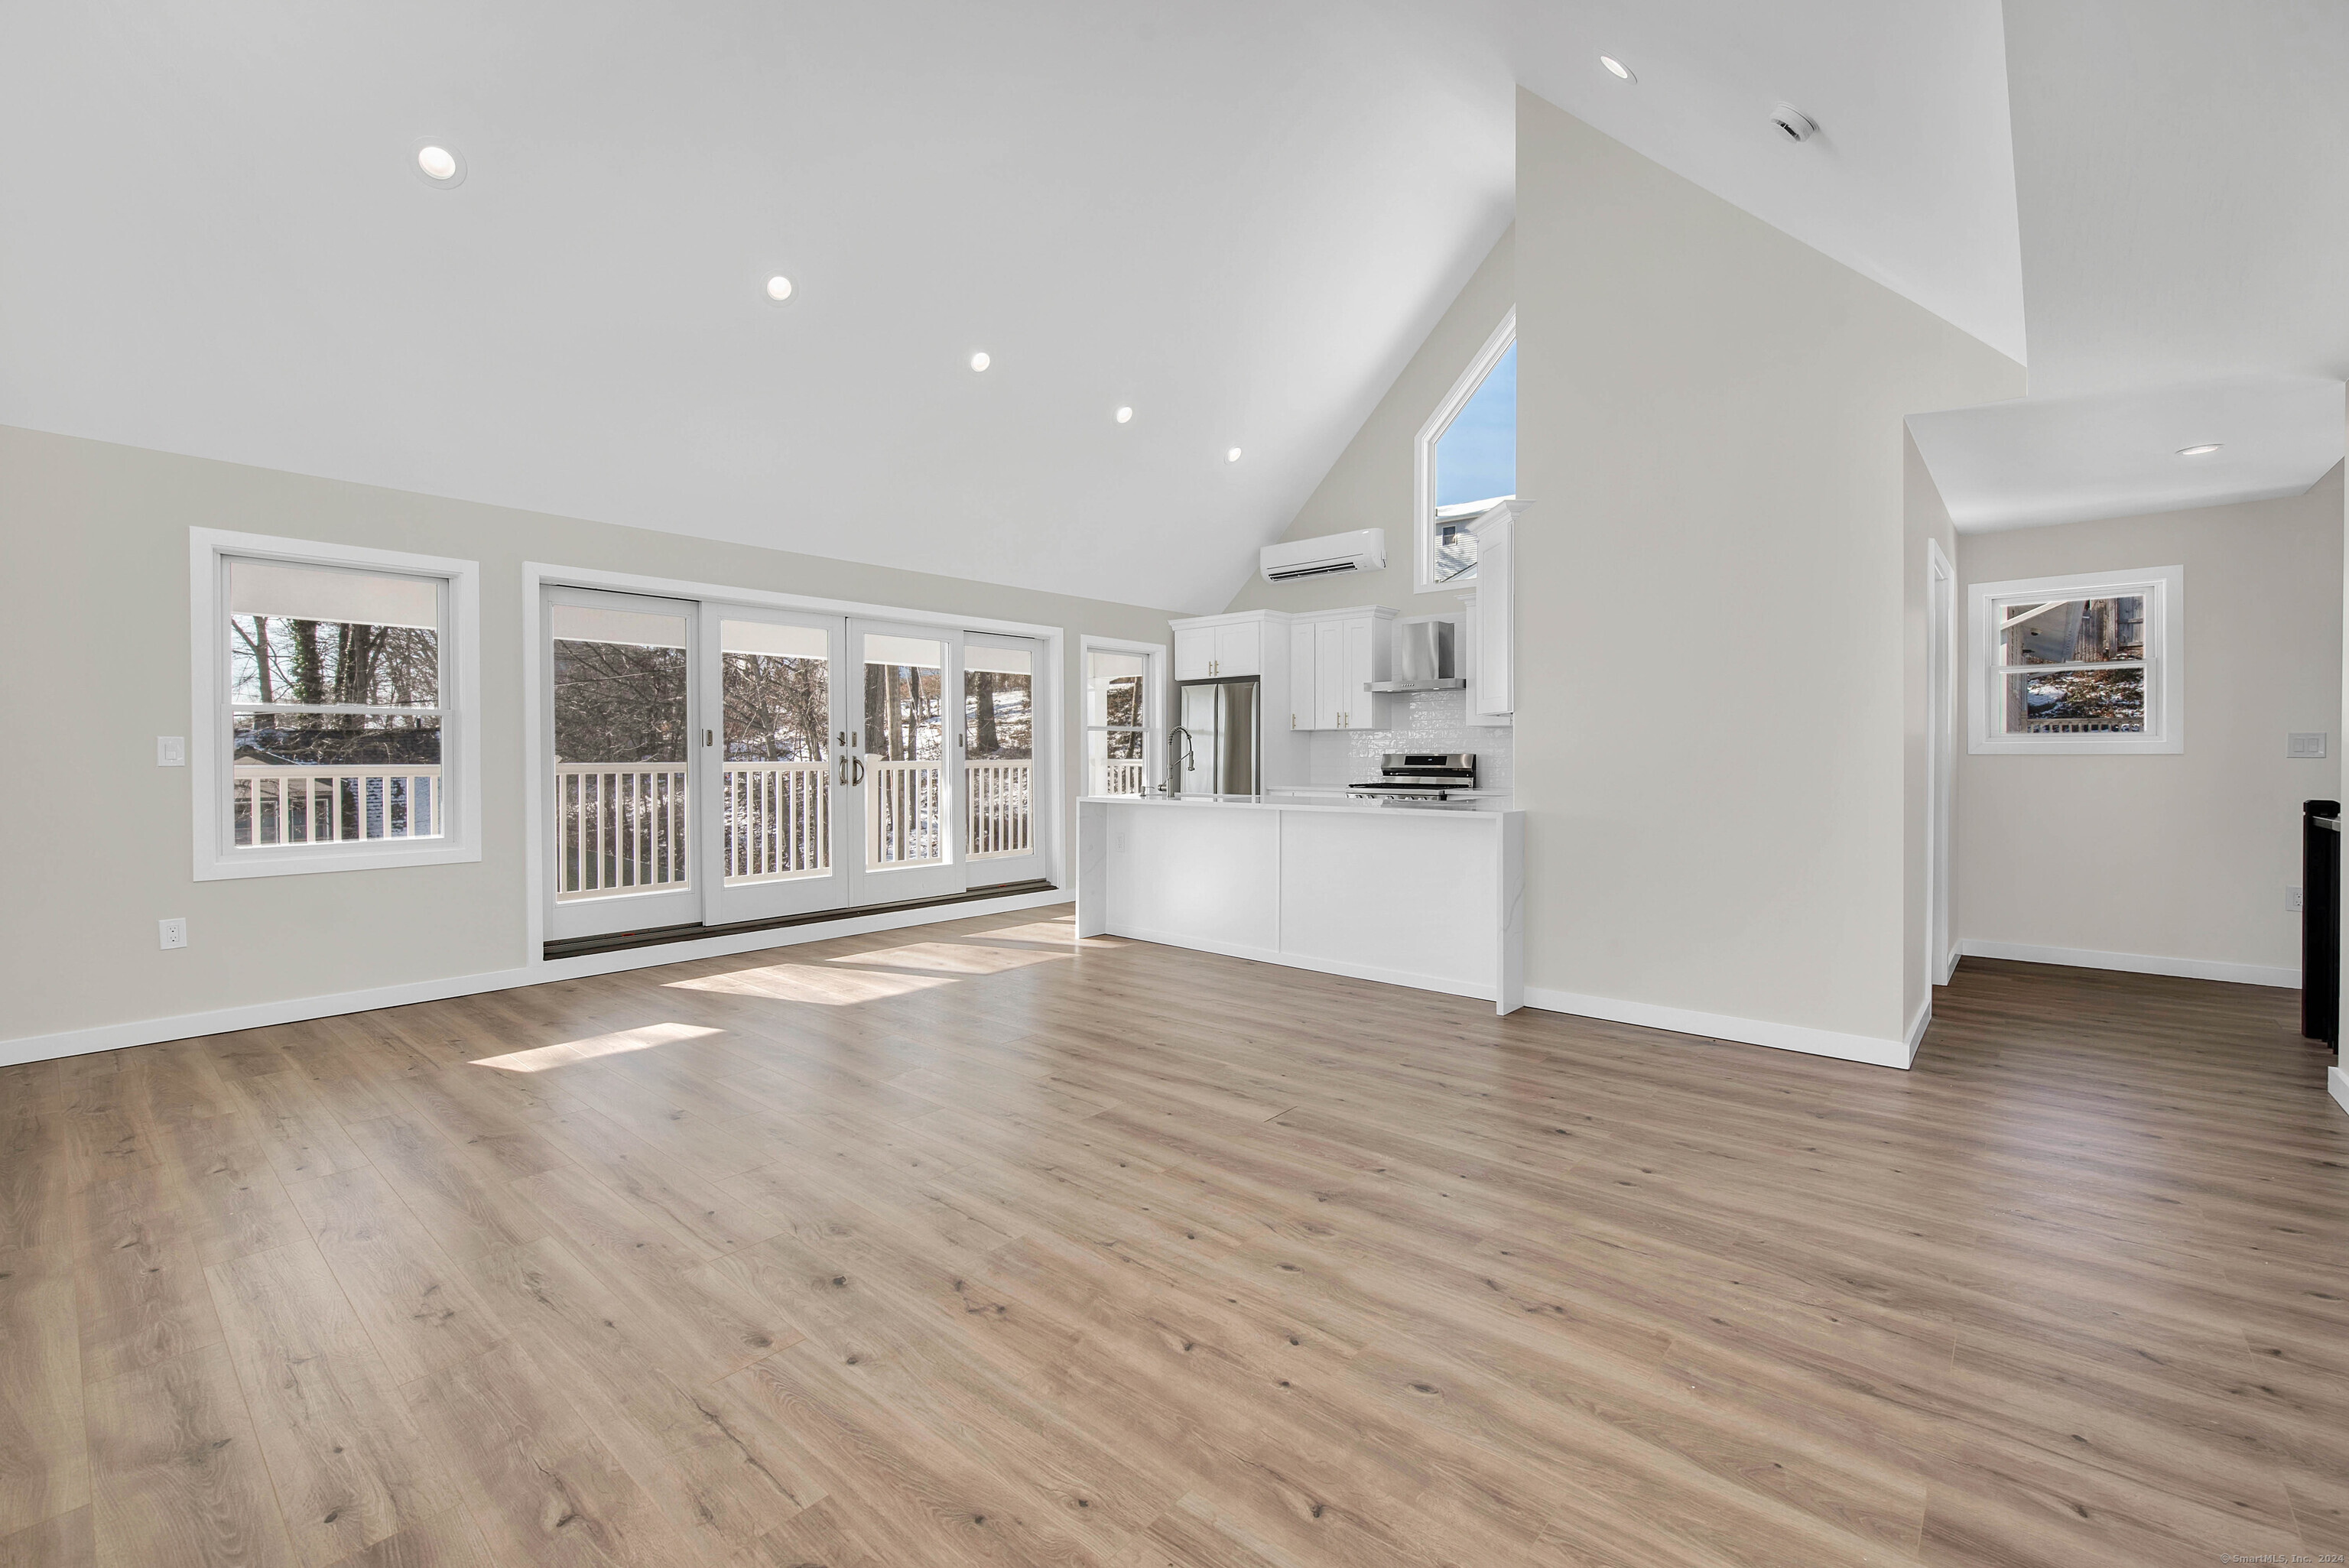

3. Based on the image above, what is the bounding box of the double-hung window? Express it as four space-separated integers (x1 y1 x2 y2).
1414 309 1516 592
1968 565 2183 755
191 529 482 878
1083 643 1155 796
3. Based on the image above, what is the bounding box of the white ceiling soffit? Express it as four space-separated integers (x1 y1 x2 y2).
1496 0 2026 364
0 2 2025 612
1908 377 2345 533
2003 0 2349 399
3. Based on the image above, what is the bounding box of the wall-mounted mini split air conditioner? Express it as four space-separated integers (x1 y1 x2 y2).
1259 528 1386 583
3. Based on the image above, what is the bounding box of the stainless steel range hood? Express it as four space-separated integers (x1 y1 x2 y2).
1366 617 1464 693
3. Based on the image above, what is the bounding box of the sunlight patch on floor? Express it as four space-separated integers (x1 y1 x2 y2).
471 1021 719 1072
665 964 954 1004
830 940 1070 976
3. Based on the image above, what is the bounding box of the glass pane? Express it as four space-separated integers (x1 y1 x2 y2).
231 615 438 707
1086 650 1146 727
551 605 691 901
1998 596 2144 666
721 622 831 886
864 635 945 868
1431 339 1516 584
554 622 690 765
966 644 1034 862
1087 729 1146 797
2003 668 2145 735
234 711 442 766
964 649 1033 761
231 715 443 847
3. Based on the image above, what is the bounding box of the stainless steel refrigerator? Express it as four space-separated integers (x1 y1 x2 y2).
1173 677 1259 797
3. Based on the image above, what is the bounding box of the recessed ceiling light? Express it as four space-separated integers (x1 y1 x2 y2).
1600 55 1635 82
1116 406 1133 424
969 352 991 372
414 144 462 184
1226 447 1243 463
2176 443 2221 456
765 274 793 302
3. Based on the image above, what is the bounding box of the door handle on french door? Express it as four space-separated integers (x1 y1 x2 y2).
850 756 865 785
703 729 713 747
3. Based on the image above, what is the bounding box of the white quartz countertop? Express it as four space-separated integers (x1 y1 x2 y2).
1078 793 1516 817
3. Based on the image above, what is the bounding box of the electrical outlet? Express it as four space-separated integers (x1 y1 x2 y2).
2289 886 2304 913
157 735 186 766
2289 732 2328 759
1114 831 1129 854
158 917 187 950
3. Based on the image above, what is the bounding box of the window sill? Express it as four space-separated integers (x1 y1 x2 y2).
1968 735 2183 756
193 840 484 881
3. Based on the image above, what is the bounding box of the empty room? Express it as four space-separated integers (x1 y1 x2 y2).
3 3 2347 1566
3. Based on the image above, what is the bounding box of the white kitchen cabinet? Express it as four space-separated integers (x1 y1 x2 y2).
1174 625 1215 681
1213 620 1262 677
1287 621 1316 730
1312 618 1344 729
1343 615 1389 731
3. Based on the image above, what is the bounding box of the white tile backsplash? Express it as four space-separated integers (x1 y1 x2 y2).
1302 688 1512 797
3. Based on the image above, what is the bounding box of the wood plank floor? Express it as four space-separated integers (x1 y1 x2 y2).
4 906 2345 1566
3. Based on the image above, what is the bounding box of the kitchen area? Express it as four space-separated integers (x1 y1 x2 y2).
1076 509 1525 1013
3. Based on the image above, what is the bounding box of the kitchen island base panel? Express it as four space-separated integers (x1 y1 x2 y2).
1075 796 1523 1013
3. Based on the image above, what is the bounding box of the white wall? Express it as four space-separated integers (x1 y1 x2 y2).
1904 433 1959 1025
1513 89 2025 1055
1223 227 1515 619
1954 465 2344 984
0 424 1181 1046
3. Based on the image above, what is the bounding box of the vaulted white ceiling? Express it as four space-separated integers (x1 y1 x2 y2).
21 0 2269 608
1909 0 2349 531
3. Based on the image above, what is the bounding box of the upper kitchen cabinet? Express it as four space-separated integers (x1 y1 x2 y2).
1215 619 1262 678
1174 624 1216 680
1290 605 1395 730
1468 500 1525 716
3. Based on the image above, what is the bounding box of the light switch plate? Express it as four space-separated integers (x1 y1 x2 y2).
158 917 187 950
157 735 186 766
2289 886 2304 912
2289 732 2328 759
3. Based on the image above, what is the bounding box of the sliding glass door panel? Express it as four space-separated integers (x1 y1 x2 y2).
544 587 703 940
961 633 1044 885
700 607 851 924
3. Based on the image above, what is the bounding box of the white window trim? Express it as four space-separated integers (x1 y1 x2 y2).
1967 563 2184 755
1412 307 1516 595
1079 635 1165 796
190 528 484 879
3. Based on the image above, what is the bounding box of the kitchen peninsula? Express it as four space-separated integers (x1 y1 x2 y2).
1074 793 1524 1013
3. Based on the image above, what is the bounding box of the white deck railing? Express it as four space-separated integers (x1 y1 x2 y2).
1103 760 1145 796
866 759 946 868
236 765 441 846
724 761 830 882
967 759 1032 859
551 758 1034 898
554 764 689 901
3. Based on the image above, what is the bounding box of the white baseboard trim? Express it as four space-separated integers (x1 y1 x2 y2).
1105 924 1493 1003
2329 1063 2348 1120
1958 939 2299 990
1905 996 1931 1066
0 889 1069 1071
1521 986 1915 1070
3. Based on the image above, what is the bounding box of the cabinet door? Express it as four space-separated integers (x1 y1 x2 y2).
1313 619 1345 729
1473 511 1514 714
1343 617 1380 731
1215 620 1262 677
1287 621 1317 730
1173 625 1214 682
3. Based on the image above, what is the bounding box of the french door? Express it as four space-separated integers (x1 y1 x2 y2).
845 620 966 904
544 590 1045 938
